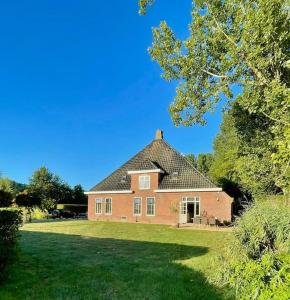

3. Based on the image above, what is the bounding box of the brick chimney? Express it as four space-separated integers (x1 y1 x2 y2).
155 129 163 140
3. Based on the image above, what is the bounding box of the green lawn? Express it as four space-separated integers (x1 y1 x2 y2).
1 220 233 300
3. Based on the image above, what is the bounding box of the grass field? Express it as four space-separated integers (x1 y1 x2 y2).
1 220 233 300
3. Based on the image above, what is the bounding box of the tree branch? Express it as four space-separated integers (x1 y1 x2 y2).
262 111 290 126
201 69 228 78
206 3 238 48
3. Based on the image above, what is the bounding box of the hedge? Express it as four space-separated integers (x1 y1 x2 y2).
216 199 290 299
0 208 22 281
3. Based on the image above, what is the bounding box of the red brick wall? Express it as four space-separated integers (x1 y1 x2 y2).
87 174 233 225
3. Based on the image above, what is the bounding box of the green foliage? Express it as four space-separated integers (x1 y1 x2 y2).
0 177 26 197
14 167 87 218
185 154 197 168
217 199 290 299
0 208 22 281
28 167 75 211
138 0 154 15
141 0 290 193
0 178 14 194
209 112 239 184
72 184 88 205
186 153 213 176
15 190 40 222
0 190 13 208
196 153 213 175
28 167 61 210
21 207 48 221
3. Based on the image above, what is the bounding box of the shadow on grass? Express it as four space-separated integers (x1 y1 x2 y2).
2 230 232 300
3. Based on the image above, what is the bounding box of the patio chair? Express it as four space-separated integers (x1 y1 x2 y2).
208 217 216 226
192 217 201 224
200 217 208 225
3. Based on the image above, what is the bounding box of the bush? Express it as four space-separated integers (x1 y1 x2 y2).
19 207 48 222
0 190 13 208
0 208 22 281
216 199 290 299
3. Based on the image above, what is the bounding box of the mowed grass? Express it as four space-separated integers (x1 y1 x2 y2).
1 220 233 300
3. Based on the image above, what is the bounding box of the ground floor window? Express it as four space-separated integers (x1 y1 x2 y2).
146 197 155 216
133 197 141 215
105 198 112 214
95 198 102 214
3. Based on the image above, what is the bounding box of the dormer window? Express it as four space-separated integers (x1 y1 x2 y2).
139 175 150 190
172 171 178 178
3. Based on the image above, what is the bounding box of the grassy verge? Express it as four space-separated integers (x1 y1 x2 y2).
0 220 233 300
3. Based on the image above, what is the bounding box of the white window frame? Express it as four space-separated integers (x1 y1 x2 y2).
146 197 155 216
181 196 201 217
105 198 112 215
95 198 102 214
133 197 142 216
194 197 200 217
139 175 150 190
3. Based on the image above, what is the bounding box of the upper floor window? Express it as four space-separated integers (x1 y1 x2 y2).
139 175 150 190
105 198 112 215
95 198 102 214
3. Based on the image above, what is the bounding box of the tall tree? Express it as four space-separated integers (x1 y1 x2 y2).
209 111 252 212
139 0 290 194
185 154 197 168
28 167 66 211
0 177 26 197
72 185 88 205
0 178 14 194
196 153 213 175
186 153 213 176
209 112 239 184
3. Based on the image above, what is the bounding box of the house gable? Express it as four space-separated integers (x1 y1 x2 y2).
89 131 217 192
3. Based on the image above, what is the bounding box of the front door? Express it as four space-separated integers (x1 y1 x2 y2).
187 203 194 223
179 200 187 224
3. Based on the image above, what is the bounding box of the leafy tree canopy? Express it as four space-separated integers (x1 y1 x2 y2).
186 153 213 176
139 0 290 193
0 177 26 197
73 184 88 205
28 167 65 211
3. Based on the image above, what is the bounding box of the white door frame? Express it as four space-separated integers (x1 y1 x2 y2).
179 197 200 224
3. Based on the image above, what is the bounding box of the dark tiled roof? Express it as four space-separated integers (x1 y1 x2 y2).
90 139 217 191
129 159 161 171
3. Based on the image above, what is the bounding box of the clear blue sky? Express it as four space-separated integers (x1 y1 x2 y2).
0 0 224 190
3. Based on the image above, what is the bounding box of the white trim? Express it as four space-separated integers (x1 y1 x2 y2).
127 169 164 175
154 188 222 193
146 197 155 216
104 197 112 215
133 197 142 216
85 190 132 195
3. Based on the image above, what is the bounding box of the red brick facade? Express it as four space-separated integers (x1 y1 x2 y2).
87 172 233 225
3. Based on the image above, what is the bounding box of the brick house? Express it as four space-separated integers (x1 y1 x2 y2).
86 130 233 225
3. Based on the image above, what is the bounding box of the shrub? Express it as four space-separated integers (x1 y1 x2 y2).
0 190 13 208
0 208 22 281
216 199 290 299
